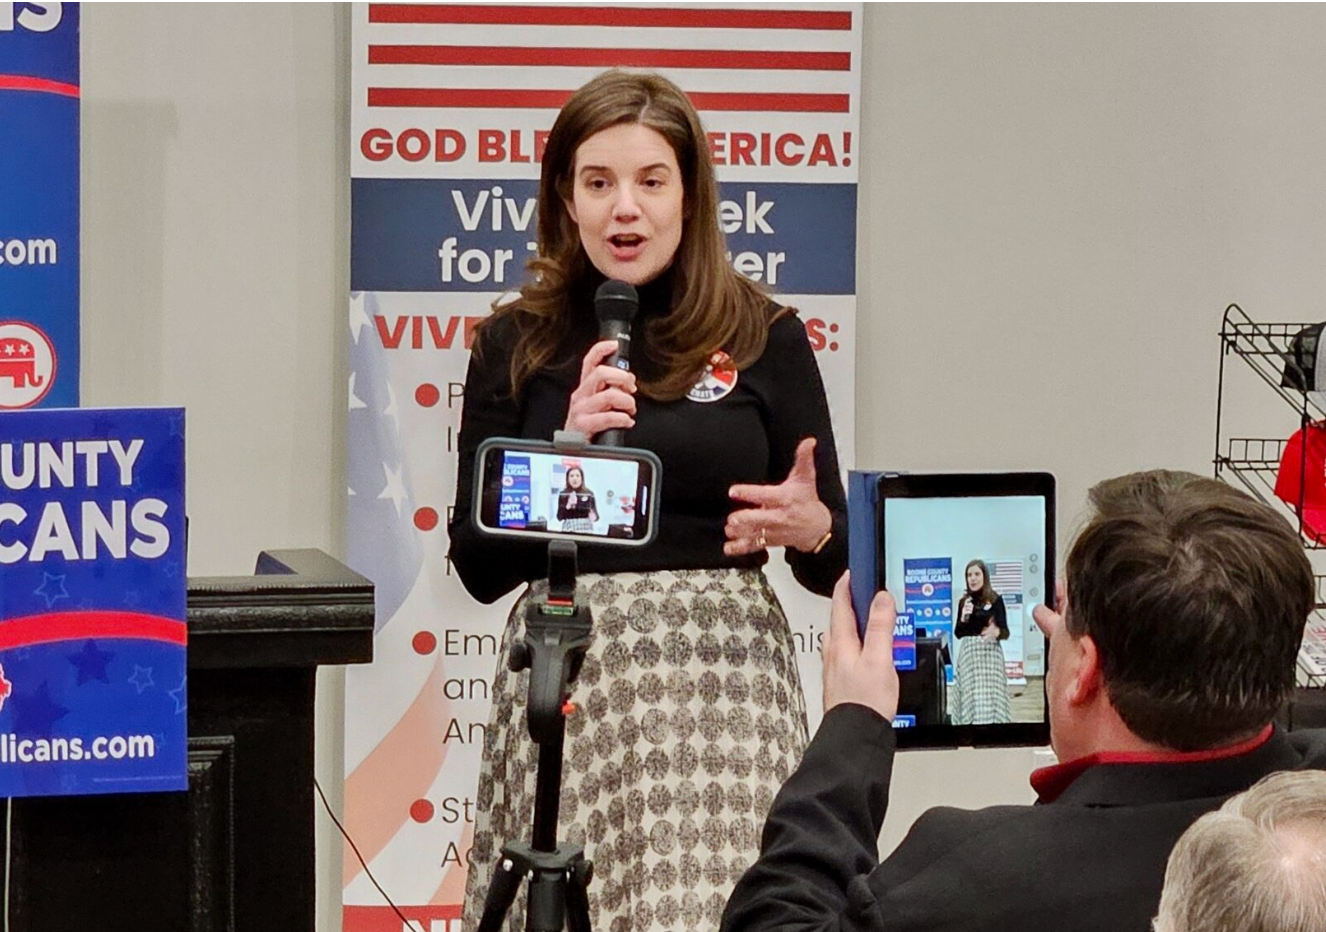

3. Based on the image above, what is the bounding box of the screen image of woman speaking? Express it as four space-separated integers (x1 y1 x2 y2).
555 465 598 533
448 70 848 932
952 559 1012 725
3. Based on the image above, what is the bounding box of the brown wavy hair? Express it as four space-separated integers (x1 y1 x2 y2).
962 559 999 606
479 70 774 401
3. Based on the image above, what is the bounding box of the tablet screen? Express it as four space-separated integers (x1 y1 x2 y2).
867 472 1054 748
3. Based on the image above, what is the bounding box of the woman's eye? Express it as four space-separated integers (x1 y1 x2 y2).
586 177 609 191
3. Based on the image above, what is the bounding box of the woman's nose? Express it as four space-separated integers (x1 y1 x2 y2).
613 185 642 220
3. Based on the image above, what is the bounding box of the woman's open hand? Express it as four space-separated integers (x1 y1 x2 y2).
724 438 832 556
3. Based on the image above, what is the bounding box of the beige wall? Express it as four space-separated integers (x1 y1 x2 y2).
79 3 1326 928
81 5 351 928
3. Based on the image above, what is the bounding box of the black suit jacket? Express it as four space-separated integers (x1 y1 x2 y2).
722 704 1326 932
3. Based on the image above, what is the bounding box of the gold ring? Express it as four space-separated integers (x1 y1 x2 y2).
754 528 768 549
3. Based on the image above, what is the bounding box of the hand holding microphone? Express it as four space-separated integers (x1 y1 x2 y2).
564 281 640 445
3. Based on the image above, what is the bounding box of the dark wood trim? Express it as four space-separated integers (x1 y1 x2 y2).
187 736 236 932
187 549 375 669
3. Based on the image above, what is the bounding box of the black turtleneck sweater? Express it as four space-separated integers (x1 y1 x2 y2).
448 272 848 604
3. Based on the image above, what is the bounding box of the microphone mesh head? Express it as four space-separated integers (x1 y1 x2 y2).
594 280 640 324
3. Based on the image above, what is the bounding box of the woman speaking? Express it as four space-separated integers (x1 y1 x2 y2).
556 465 598 533
952 559 1012 725
449 70 848 931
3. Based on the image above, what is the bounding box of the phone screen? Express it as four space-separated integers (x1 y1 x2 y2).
478 444 657 545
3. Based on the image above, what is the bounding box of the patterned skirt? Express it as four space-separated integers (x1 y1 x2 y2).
461 568 810 932
952 636 1011 725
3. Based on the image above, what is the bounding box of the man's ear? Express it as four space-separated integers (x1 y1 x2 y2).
1066 633 1104 707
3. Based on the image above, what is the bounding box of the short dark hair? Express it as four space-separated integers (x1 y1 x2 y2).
1065 470 1312 751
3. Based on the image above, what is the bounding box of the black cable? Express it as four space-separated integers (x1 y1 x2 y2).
313 777 427 932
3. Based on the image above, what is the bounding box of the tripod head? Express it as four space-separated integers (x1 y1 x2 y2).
510 540 592 747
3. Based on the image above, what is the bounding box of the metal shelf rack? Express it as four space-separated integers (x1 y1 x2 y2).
1215 304 1326 688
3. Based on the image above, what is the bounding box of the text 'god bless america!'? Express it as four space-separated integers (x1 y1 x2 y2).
0 439 170 564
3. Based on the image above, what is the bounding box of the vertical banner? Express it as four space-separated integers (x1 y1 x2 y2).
0 407 187 798
345 5 861 928
903 556 953 672
0 2 79 410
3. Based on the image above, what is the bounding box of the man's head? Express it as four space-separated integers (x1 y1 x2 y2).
1036 470 1313 759
1154 770 1326 932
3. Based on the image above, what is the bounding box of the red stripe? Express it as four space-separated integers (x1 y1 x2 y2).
0 75 80 98
369 45 849 71
369 87 848 113
369 4 851 30
0 611 186 652
344 905 461 932
1031 724 1275 803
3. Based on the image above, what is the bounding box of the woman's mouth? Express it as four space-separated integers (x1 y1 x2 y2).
607 233 645 260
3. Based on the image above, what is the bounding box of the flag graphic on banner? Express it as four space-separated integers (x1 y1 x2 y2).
361 3 854 115
989 560 1026 681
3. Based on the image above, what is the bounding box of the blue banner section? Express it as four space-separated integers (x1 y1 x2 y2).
1 3 78 82
0 407 187 798
903 556 953 634
498 454 532 529
0 2 79 409
892 611 916 671
351 178 856 295
905 557 954 684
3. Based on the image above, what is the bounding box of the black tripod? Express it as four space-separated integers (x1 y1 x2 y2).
476 540 594 932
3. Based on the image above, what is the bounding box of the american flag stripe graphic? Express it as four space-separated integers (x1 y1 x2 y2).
369 86 848 112
989 562 1023 595
369 4 852 30
363 3 856 114
368 46 850 71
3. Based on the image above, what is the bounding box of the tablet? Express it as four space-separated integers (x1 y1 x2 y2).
848 471 1054 749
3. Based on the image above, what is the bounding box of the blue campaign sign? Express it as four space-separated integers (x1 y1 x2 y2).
498 454 532 528
903 557 953 629
0 407 186 798
351 178 856 295
904 556 954 681
0 3 80 409
892 611 916 672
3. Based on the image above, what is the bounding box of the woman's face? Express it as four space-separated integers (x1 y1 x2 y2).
966 565 985 593
564 122 685 286
567 468 583 489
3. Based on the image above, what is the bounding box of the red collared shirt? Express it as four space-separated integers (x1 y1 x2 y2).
1030 725 1275 803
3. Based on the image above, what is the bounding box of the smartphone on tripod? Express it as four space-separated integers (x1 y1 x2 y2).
471 434 661 932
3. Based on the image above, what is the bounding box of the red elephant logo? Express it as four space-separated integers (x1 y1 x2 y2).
0 321 57 409
0 338 44 388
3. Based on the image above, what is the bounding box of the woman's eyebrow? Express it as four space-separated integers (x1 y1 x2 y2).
577 163 671 175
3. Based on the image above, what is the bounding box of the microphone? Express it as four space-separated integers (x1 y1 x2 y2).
594 280 638 447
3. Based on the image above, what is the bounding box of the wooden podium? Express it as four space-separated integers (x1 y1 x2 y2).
0 549 374 931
